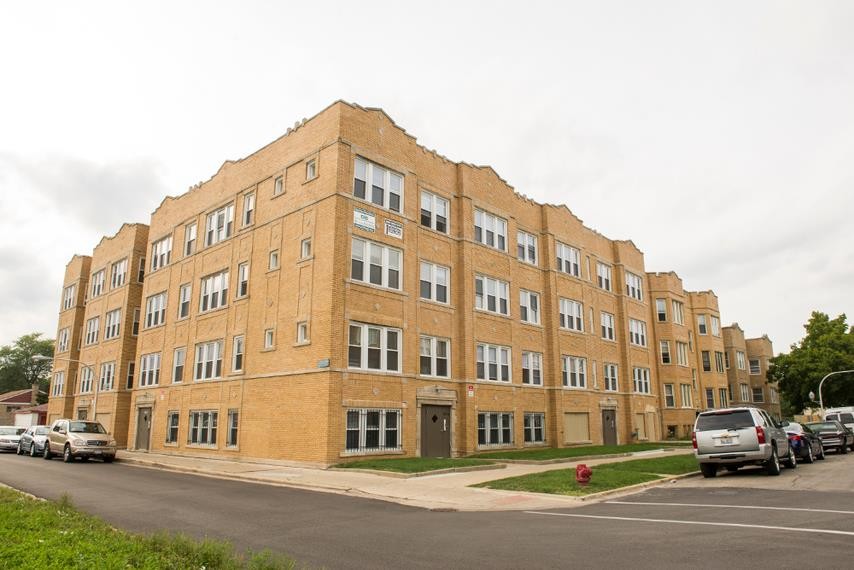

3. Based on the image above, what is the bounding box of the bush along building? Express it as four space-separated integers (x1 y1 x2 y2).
47 101 779 464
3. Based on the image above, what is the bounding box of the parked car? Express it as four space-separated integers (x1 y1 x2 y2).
782 421 825 463
824 407 854 432
17 425 50 457
0 426 26 452
805 420 854 454
693 406 796 478
43 419 117 463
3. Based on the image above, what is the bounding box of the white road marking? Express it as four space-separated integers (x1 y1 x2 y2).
523 511 854 537
605 500 854 516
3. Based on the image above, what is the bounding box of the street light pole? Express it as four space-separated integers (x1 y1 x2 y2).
817 369 854 415
32 355 98 419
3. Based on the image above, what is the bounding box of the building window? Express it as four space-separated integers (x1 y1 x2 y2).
348 323 401 372
184 222 197 256
681 384 693 408
672 300 684 325
419 261 449 303
476 343 511 382
194 340 224 381
524 413 545 444
242 192 255 226
232 336 244 371
236 263 249 297
137 258 145 283
104 309 121 340
519 290 540 325
749 358 761 375
52 371 65 397
268 250 280 270
660 340 671 364
300 238 311 259
188 410 218 445
353 157 403 213
351 238 401 290
145 292 167 328
701 351 711 372
516 231 538 265
522 352 542 386
273 175 284 196
110 258 128 288
697 315 707 335
306 159 317 181
85 317 99 345
151 236 172 272
752 387 765 403
166 411 179 444
477 412 513 446
420 190 449 233
173 347 186 383
475 275 509 315
714 351 725 373
62 284 76 310
559 298 583 331
132 308 140 336
345 409 402 452
226 409 239 447
80 367 94 394
656 299 667 322
126 362 135 389
562 356 587 388
705 388 715 409
474 208 507 251
556 242 580 277
205 203 235 246
736 351 747 370
98 362 115 392
264 329 274 349
604 363 619 391
664 384 675 408
597 263 612 291
633 367 651 394
711 316 721 337
628 319 647 347
139 353 161 387
57 328 70 353
199 270 228 312
419 336 449 377
91 269 105 297
625 272 643 301
719 388 728 408
601 312 615 341
676 342 689 366
296 322 309 344
740 383 750 402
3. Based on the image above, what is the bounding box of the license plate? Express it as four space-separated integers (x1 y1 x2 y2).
94 450 102 455
719 437 732 445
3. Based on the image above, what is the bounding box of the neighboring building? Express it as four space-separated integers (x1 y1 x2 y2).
1 386 39 425
746 334 780 417
14 403 48 427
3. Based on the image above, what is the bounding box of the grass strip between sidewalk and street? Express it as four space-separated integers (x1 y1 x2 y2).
0 486 295 569
335 457 495 473
469 442 690 461
473 454 699 496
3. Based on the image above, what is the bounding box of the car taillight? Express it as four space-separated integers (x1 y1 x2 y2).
691 431 697 449
756 425 766 444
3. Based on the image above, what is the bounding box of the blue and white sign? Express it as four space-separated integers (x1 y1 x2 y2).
354 208 375 232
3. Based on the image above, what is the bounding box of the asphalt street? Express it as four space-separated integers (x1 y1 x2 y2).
2 452 854 569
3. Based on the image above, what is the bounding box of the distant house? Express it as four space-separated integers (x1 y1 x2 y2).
13 403 49 427
0 385 40 425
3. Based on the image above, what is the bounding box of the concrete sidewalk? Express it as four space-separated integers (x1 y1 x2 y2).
116 447 695 512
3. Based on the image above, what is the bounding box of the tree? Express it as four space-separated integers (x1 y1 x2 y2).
769 312 854 413
0 333 55 403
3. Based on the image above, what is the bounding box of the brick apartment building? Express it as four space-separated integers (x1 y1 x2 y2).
724 324 781 417
47 101 780 464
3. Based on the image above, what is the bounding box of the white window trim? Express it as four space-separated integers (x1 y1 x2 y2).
199 270 229 313
559 298 584 332
522 351 543 386
516 230 538 265
629 318 648 347
633 367 651 394
604 363 619 392
476 343 511 382
353 157 404 213
474 208 508 251
194 340 224 381
475 274 509 316
205 203 235 247
419 261 449 304
348 323 402 373
420 190 449 234
139 353 161 387
419 335 450 378
601 312 615 341
351 237 402 291
519 289 540 325
151 236 173 272
562 355 587 389
625 271 643 301
145 292 167 328
556 242 581 277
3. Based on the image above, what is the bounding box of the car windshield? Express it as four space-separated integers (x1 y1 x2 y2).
841 413 854 423
34 427 50 435
68 421 106 434
0 427 25 436
807 422 838 432
696 410 754 431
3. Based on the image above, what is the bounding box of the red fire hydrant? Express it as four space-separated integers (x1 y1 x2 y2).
576 464 592 485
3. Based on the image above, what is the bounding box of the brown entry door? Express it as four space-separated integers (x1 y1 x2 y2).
602 409 617 446
421 405 451 457
135 407 152 451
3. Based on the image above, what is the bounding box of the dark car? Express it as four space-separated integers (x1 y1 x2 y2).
805 420 854 454
17 425 50 457
783 421 825 463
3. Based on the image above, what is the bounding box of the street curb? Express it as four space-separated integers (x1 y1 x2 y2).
475 447 692 465
328 462 506 479
577 471 702 502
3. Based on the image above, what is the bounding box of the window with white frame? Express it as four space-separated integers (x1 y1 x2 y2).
199 270 228 312
475 275 509 315
57 328 70 352
104 309 121 340
672 300 685 325
184 222 197 256
420 190 449 233
697 314 707 335
300 238 311 259
205 203 235 246
80 367 94 394
264 329 274 349
242 192 255 226
99 362 115 391
269 250 279 270
353 157 403 213
62 284 76 310
681 384 693 408
151 236 172 271
559 298 583 332
740 383 750 402
137 258 145 282
517 231 537 265
139 353 160 387
711 316 721 336
556 242 580 277
194 340 224 381
749 358 761 375
305 158 317 180
478 412 513 446
91 270 105 297
701 351 711 372
85 317 99 345
51 371 65 397
126 362 134 389
705 388 715 409
132 308 140 336
715 351 725 373
110 258 127 288
660 340 671 364
474 208 507 251
419 336 449 377
348 323 401 372
476 343 511 382
562 355 587 388
173 347 186 383
226 409 239 447
633 367 651 394
166 411 179 444
419 261 449 303
629 319 647 347
188 410 218 445
601 312 615 341
519 290 540 324
752 387 765 403
522 351 542 385
178 284 191 318
232 336 244 371
664 384 675 407
351 238 401 290
625 272 643 301
273 175 284 196
720 387 729 408
524 413 545 444
345 409 401 452
736 351 746 370
145 292 167 328
237 263 249 297
656 299 667 322
597 262 612 291
604 363 619 391
676 341 689 366
297 322 309 344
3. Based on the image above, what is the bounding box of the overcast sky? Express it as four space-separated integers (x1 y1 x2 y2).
1 1 851 353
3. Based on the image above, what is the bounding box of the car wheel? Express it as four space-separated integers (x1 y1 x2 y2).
103 455 114 463
817 443 826 460
30 443 38 458
785 445 798 469
766 446 781 476
700 463 717 478
803 443 814 464
725 465 739 473
841 444 849 455
43 443 52 460
16 443 23 455
63 445 73 463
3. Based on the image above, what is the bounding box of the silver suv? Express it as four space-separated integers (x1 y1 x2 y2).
693 407 796 478
43 419 117 463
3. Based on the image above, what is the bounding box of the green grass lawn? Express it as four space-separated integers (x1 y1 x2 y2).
469 442 690 461
335 457 495 473
0 487 294 569
473 454 698 496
